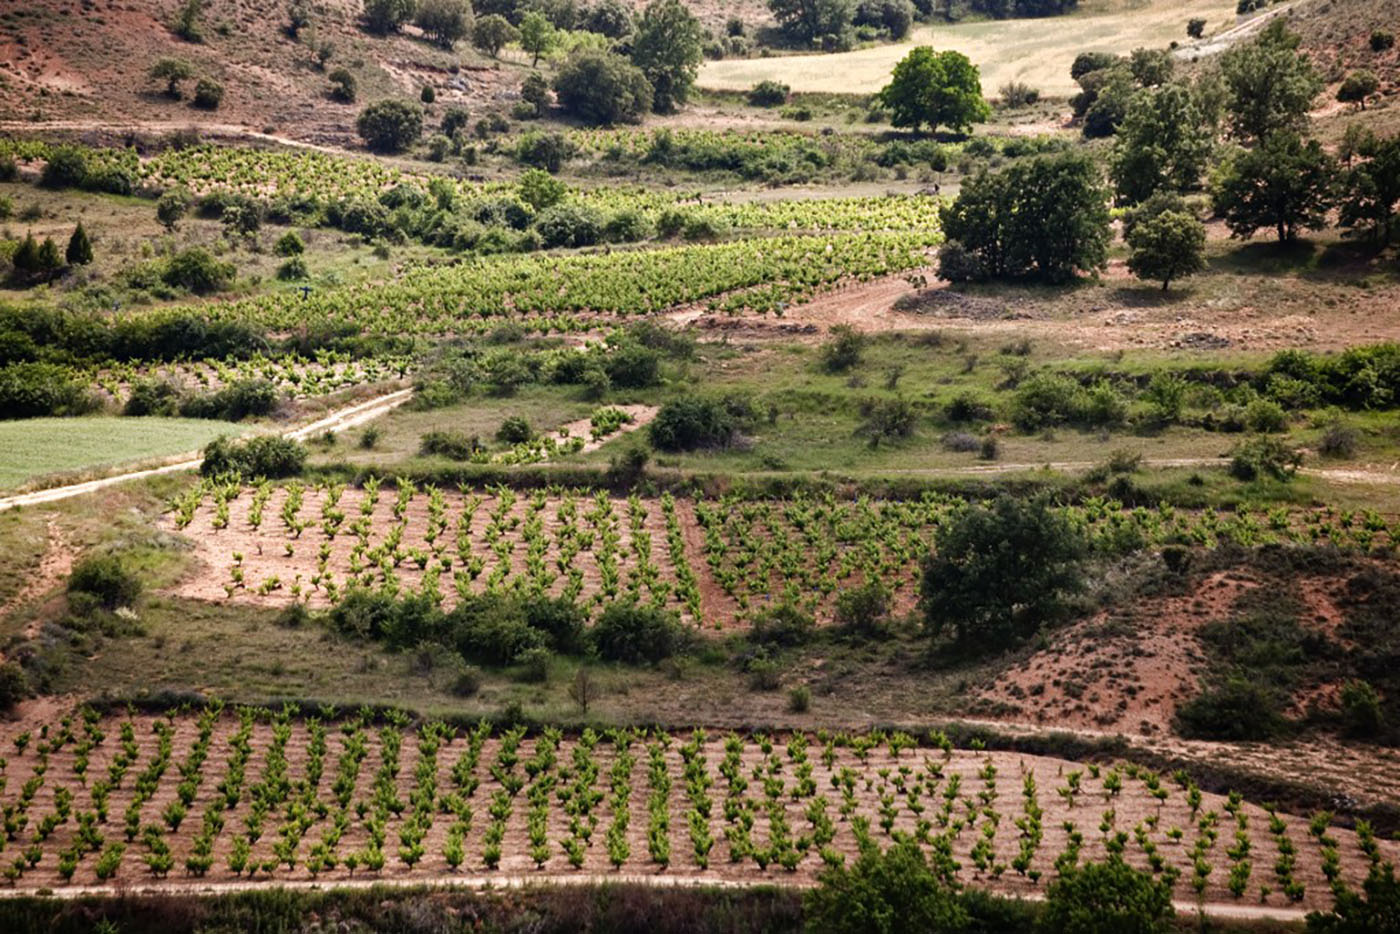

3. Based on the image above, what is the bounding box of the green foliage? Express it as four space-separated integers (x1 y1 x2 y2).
1110 84 1213 203
496 415 533 443
1339 679 1384 738
939 152 1110 284
1339 133 1400 244
150 57 195 97
750 603 816 647
877 47 990 135
592 602 684 662
1040 857 1173 934
414 0 472 48
1337 71 1379 110
1176 676 1285 740
834 579 891 636
1126 209 1206 290
65 223 93 266
769 0 854 50
519 12 558 66
156 188 192 230
1212 133 1334 242
805 838 970 934
747 80 790 107
534 203 606 248
329 68 357 103
1307 861 1400 932
631 0 704 113
363 0 414 34
0 662 26 711
164 247 235 294
274 231 305 256
920 496 1087 653
68 554 143 611
472 14 518 56
1219 19 1322 142
515 132 576 173
820 324 865 372
199 435 306 478
193 77 223 110
1371 30 1396 52
519 73 550 117
553 50 653 126
648 396 747 450
356 99 424 153
172 0 204 40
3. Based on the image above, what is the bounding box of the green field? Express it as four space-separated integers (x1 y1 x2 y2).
0 417 245 491
699 0 1238 97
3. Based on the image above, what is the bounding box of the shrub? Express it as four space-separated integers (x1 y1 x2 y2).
834 579 891 637
0 662 26 711
68 554 143 610
124 379 181 416
180 379 279 420
805 838 970 934
1337 71 1379 110
1187 17 1206 39
276 256 309 280
329 68 357 103
199 435 306 478
820 325 865 372
787 685 811 713
414 0 472 48
1010 371 1083 431
592 602 683 663
747 80 790 107
1245 397 1287 433
999 81 1039 107
648 396 746 450
193 77 223 109
1176 677 1284 740
65 223 93 266
1317 419 1359 459
534 203 605 248
1339 679 1384 738
553 50 653 126
356 99 423 153
921 497 1087 653
420 430 481 460
496 415 533 443
0 362 84 419
750 603 815 647
1040 857 1173 934
163 247 234 294
274 231 305 256
1229 435 1301 481
363 0 414 33
1371 30 1396 52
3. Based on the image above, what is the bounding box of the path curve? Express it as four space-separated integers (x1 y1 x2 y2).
0 389 412 513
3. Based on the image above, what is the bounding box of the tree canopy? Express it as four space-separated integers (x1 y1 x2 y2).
1211 132 1335 242
631 0 704 114
1109 83 1213 204
1041 858 1173 934
1219 18 1321 141
804 839 969 934
553 50 653 126
1126 209 1207 290
356 99 424 153
877 47 990 134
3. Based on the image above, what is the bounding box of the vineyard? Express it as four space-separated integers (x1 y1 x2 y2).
93 352 414 405
163 484 1400 630
0 706 1391 909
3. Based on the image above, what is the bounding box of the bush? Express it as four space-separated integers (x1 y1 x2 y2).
921 497 1086 653
1041 857 1173 934
534 203 605 248
592 602 683 663
414 0 472 48
1245 397 1287 432
363 0 414 33
1340 679 1384 738
68 554 143 610
276 256 308 280
820 324 865 372
496 415 533 443
1176 677 1284 740
1371 30 1396 52
124 378 181 416
553 50 653 126
1187 17 1205 39
0 662 26 711
356 99 423 153
1229 435 1301 481
1010 371 1084 431
163 247 234 294
787 685 811 713
199 435 306 478
750 603 815 647
274 231 305 256
516 132 577 173
193 77 223 109
805 838 970 934
999 81 1039 107
1317 419 1359 459
420 430 481 460
0 362 84 419
747 80 790 107
834 579 891 637
648 396 746 450
329 68 357 103
180 379 279 420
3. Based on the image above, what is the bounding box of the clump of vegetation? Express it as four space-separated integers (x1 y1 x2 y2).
67 554 143 611
200 435 307 478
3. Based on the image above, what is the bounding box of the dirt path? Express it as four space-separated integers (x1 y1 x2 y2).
0 520 72 630
1178 0 1306 58
0 388 412 514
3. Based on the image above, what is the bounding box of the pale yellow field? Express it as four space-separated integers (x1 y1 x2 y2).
698 0 1240 98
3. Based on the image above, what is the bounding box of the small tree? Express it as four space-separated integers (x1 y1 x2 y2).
1337 70 1379 111
920 496 1087 653
1109 83 1213 204
631 0 704 114
1339 133 1400 245
518 167 567 209
287 0 312 36
65 223 93 266
520 72 550 117
567 667 598 713
363 0 414 34
877 46 990 135
519 12 557 67
274 230 305 256
1212 132 1335 242
805 838 970 934
1187 17 1205 39
356 99 423 153
768 0 854 50
553 50 652 126
193 77 223 109
150 57 194 98
472 14 517 57
414 0 472 48
329 68 357 103
1041 858 1173 934
172 0 204 41
156 188 191 230
1219 18 1322 142
1126 209 1206 290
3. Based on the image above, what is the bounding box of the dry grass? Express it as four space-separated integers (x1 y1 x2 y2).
699 0 1238 97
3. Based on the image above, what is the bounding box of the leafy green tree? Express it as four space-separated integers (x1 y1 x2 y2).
518 167 567 209
1109 83 1213 203
519 11 557 66
877 47 990 134
1212 132 1335 242
156 188 191 230
414 0 471 48
1219 18 1322 141
274 231 305 256
65 223 93 266
355 99 424 153
553 50 652 125
172 0 204 41
193 77 223 109
768 0 854 50
150 57 194 97
1079 66 1135 138
329 68 357 103
1041 858 1173 934
582 0 634 37
1126 209 1206 290
1339 133 1400 245
920 496 1087 652
520 72 550 116
805 838 969 934
363 0 415 34
472 13 517 56
1307 862 1400 932
163 247 235 294
1337 70 1379 111
631 0 704 113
